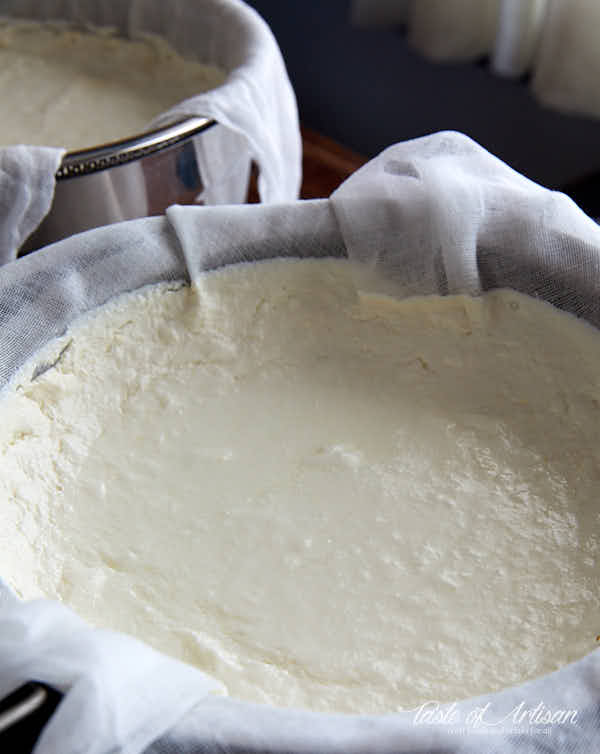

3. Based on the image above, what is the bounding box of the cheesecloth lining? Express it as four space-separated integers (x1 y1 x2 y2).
0 0 301 263
0 132 599 753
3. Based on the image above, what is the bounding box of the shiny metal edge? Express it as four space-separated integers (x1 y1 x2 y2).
56 116 216 179
0 685 47 733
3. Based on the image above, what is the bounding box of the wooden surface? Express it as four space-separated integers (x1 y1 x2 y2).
248 126 367 202
299 126 367 198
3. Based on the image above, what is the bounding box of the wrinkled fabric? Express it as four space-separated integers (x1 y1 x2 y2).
0 146 64 260
0 600 224 754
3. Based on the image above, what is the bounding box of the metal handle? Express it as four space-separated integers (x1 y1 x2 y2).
0 682 62 752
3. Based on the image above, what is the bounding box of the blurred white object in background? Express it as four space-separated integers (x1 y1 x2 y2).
409 0 500 62
532 0 600 118
493 0 548 76
351 0 600 121
351 0 410 27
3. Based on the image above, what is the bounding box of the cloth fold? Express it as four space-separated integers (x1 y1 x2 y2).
330 130 600 326
0 146 65 262
0 600 224 754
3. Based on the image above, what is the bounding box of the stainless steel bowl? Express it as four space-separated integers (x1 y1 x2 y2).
20 115 239 254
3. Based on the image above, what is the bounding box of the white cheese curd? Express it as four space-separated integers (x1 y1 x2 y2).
0 20 225 149
1 258 599 714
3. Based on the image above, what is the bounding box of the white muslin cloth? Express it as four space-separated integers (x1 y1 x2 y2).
0 0 301 265
330 130 600 321
0 599 224 754
351 0 600 121
0 146 65 263
1 131 600 752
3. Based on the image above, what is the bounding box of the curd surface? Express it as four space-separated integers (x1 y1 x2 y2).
1 259 599 713
0 20 225 149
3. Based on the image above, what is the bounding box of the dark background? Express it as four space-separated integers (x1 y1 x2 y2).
247 0 600 210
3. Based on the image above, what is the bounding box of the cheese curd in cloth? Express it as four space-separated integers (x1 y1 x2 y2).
1 258 600 714
0 20 225 149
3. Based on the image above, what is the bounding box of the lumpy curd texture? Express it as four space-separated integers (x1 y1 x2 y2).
1 258 600 714
0 20 225 149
